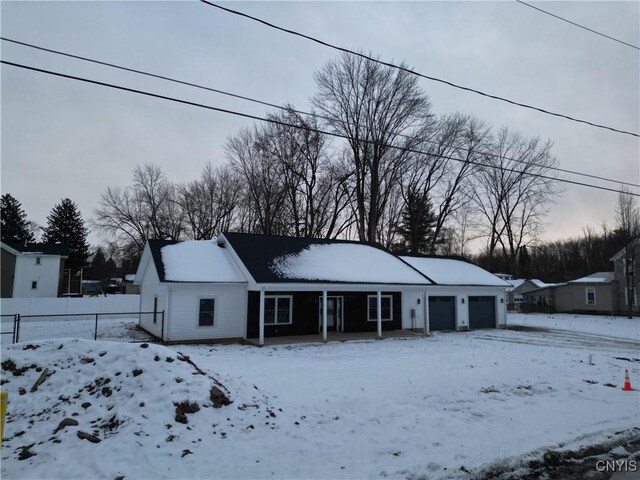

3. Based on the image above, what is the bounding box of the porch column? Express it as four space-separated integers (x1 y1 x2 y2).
322 290 328 342
377 290 382 338
424 291 430 335
259 288 265 346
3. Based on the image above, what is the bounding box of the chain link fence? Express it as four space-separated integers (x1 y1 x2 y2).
0 311 162 345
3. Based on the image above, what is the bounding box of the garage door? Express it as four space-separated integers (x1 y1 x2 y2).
428 296 456 331
469 296 496 329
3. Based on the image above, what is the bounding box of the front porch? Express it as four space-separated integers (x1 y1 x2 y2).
246 329 425 346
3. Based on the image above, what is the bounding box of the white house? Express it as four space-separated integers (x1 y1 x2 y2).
134 233 510 344
1 242 68 298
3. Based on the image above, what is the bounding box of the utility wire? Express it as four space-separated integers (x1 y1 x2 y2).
199 0 639 138
517 0 640 51
2 36 637 189
2 59 637 197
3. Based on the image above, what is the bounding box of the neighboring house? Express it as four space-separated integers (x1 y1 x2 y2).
504 278 527 310
610 240 639 315
134 233 509 344
513 279 557 308
1 241 68 298
122 274 140 295
523 272 617 314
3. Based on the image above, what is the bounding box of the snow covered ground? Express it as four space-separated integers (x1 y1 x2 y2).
1 313 638 479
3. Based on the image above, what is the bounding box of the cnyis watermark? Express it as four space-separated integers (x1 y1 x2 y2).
595 459 637 472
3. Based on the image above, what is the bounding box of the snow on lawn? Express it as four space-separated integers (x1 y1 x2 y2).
0 317 151 346
509 312 640 341
1 314 639 479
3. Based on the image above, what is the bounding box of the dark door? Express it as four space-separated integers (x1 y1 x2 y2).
428 296 456 331
469 296 496 329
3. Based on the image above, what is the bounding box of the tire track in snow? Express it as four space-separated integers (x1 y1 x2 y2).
470 328 640 354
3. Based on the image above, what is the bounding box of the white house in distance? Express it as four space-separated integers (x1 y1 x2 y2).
1 241 68 298
134 233 510 344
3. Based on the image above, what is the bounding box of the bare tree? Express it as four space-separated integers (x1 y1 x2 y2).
471 128 560 274
226 127 289 235
92 164 183 255
401 114 490 253
615 186 640 317
313 52 434 243
259 107 353 238
177 163 242 240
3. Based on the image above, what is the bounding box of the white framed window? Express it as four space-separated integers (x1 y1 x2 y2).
585 287 596 306
35 257 41 265
31 281 38 290
198 298 215 327
264 295 293 325
367 295 393 322
624 288 638 306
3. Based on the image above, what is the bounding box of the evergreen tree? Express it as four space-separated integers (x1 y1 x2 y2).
42 198 90 268
1 194 35 243
396 191 437 254
90 247 107 280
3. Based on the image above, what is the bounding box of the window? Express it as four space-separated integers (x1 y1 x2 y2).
624 288 638 306
264 296 292 325
198 298 215 327
35 257 41 265
367 295 393 322
586 287 596 306
31 281 38 290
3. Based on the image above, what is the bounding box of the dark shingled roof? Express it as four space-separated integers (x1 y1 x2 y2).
147 239 179 282
221 232 429 284
2 241 69 257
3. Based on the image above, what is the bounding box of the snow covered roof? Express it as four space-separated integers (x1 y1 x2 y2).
152 240 245 283
568 272 615 284
1 241 69 257
530 279 555 288
272 243 431 284
221 233 431 285
505 278 527 291
400 256 511 287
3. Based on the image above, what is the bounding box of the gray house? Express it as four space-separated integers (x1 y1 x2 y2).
523 272 617 314
610 240 639 315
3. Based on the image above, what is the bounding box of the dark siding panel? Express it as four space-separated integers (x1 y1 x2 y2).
469 296 496 329
428 296 456 331
247 291 402 338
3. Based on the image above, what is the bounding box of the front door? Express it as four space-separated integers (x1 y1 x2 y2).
319 296 344 332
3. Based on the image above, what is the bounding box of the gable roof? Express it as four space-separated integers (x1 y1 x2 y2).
146 239 245 283
505 278 527 290
568 272 615 284
221 232 431 285
400 255 511 287
610 238 640 262
1 241 69 257
146 239 177 282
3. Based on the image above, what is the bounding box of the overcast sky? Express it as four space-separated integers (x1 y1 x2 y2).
2 1 638 250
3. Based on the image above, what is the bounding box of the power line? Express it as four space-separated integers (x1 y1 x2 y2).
517 0 640 51
2 59 637 198
2 36 638 189
199 0 639 138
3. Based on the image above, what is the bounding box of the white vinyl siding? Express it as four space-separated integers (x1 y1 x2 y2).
367 295 393 322
138 256 167 339
167 284 246 341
